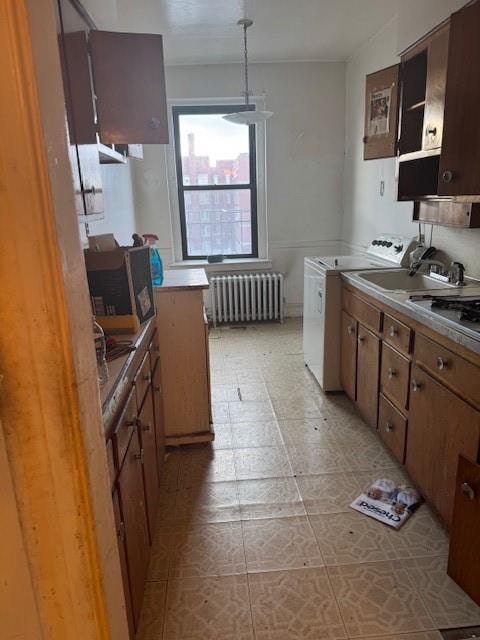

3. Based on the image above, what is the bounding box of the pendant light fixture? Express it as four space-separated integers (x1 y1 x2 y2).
223 18 274 125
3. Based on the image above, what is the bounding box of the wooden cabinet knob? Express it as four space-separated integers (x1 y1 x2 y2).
148 117 161 129
385 421 394 433
387 367 396 379
436 356 448 371
442 170 454 183
358 335 365 344
411 380 422 392
389 326 397 338
347 325 355 335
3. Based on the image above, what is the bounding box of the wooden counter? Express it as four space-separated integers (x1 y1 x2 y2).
156 268 209 292
101 319 155 434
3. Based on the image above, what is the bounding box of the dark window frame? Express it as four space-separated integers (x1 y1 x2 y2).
172 104 258 260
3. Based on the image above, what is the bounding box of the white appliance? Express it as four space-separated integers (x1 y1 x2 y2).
303 235 416 391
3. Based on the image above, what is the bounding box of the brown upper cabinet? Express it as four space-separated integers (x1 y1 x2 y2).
57 0 168 219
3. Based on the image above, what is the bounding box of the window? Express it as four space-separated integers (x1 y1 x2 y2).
172 105 258 260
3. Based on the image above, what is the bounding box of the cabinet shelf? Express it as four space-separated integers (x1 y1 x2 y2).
406 99 426 112
98 143 127 165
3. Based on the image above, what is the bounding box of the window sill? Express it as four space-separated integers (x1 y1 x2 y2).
168 257 273 273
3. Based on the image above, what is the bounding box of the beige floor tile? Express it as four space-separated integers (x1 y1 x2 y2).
169 522 246 578
309 512 396 566
237 382 270 401
340 441 398 471
234 446 293 480
358 634 442 640
403 556 480 628
328 560 434 637
231 421 284 448
248 568 347 639
242 516 323 572
287 445 347 476
210 369 238 385
178 448 236 487
389 506 449 559
238 477 305 520
354 466 412 491
279 419 338 446
211 423 233 450
271 395 324 419
297 472 361 514
236 368 265 383
173 481 240 524
211 401 230 422
229 400 276 423
210 385 240 402
136 580 167 640
148 527 174 581
164 575 254 639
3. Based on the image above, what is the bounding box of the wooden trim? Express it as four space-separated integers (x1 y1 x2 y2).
0 1 128 638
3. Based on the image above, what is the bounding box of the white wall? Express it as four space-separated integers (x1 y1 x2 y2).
132 61 346 314
342 0 480 277
85 164 138 246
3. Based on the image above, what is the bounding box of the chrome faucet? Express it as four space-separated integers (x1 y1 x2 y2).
448 261 465 286
408 259 447 277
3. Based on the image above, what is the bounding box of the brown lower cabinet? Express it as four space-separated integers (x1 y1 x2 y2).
106 326 166 636
117 430 150 626
448 455 480 605
341 310 357 400
406 365 480 525
356 324 381 429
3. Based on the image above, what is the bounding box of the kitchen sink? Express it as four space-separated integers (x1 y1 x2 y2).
356 269 459 292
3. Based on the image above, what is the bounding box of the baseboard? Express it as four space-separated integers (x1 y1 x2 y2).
285 303 303 318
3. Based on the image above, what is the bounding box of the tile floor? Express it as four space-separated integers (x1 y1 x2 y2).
137 319 480 640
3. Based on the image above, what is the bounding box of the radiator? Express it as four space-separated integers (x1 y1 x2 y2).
210 273 284 327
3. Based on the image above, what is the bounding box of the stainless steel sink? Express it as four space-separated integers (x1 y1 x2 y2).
356 269 458 292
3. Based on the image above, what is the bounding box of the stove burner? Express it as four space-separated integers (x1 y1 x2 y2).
431 297 480 324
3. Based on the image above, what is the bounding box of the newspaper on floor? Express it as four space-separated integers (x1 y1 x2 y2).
350 478 422 529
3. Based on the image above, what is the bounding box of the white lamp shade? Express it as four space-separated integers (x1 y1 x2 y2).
223 110 274 125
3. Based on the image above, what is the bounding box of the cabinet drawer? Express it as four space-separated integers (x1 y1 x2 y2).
380 343 410 411
415 334 480 409
343 289 382 334
114 388 137 470
378 394 408 464
149 330 160 371
383 314 413 355
134 352 152 411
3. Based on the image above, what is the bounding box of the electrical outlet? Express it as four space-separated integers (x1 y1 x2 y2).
380 180 385 196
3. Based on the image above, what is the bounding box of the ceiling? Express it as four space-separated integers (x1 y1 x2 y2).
115 0 398 65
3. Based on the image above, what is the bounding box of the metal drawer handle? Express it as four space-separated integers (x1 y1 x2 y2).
140 421 151 432
385 421 394 433
461 482 475 501
148 117 161 129
125 419 137 428
154 385 161 393
411 380 422 392
442 170 454 184
143 373 151 383
436 356 448 371
387 367 396 379
134 448 145 464
389 326 397 338
426 126 437 136
358 335 365 344
347 325 355 336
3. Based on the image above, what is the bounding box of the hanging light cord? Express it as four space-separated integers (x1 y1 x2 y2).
243 21 250 105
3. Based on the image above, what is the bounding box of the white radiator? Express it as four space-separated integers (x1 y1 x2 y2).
210 273 284 327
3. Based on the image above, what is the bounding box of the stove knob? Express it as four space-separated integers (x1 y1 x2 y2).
386 242 393 248
394 244 403 253
372 240 379 246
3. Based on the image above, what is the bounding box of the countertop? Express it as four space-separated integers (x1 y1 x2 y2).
342 271 480 356
101 319 154 431
155 268 209 292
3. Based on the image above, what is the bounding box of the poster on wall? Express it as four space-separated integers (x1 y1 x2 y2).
363 64 400 160
367 87 392 137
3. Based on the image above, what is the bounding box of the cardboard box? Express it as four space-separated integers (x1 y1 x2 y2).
84 246 155 333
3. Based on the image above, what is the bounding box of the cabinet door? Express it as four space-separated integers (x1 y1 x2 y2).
406 365 480 525
90 31 168 144
448 455 480 606
152 361 165 480
112 488 135 638
356 325 380 429
422 24 449 151
137 389 159 540
363 64 400 160
57 0 104 219
439 1 480 196
341 311 357 401
117 432 150 628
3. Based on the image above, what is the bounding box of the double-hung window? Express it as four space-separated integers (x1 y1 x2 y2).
172 105 258 260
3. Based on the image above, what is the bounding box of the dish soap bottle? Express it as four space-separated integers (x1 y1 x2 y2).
93 317 109 386
143 233 164 286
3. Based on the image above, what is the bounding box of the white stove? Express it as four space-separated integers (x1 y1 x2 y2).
303 235 416 391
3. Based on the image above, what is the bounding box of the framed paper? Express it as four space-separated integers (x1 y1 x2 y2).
364 64 400 160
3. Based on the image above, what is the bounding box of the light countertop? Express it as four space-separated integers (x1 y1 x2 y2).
342 271 480 356
155 268 209 292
